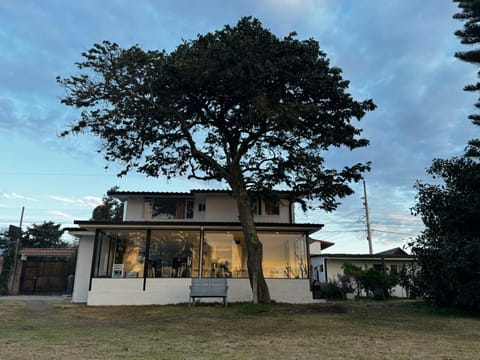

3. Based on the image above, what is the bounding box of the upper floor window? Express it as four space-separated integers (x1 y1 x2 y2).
265 199 280 215
254 198 280 216
147 198 194 219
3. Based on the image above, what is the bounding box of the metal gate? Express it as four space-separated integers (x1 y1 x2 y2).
20 259 75 294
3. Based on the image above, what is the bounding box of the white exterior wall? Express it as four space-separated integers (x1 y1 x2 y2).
193 193 206 221
86 278 317 305
124 197 145 220
72 234 95 303
204 195 238 221
122 193 292 223
204 195 291 223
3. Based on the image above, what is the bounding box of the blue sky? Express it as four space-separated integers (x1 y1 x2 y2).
0 0 477 253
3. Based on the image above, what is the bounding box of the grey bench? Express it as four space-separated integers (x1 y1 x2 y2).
189 278 228 307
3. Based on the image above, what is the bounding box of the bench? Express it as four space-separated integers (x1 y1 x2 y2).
189 278 228 307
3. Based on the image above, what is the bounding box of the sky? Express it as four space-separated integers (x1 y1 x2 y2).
0 0 478 253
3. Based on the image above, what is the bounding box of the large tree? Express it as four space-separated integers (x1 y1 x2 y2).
22 221 68 248
411 142 480 311
58 17 375 303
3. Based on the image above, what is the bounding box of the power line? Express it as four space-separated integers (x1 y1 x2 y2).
371 229 420 236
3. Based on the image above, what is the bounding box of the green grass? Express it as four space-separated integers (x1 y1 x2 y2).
0 300 478 359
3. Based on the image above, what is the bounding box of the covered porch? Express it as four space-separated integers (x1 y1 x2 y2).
69 221 322 305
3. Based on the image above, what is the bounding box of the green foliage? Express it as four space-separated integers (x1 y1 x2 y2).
22 221 68 248
453 0 480 125
57 16 375 212
0 230 15 294
237 302 272 314
318 280 344 300
342 261 399 300
398 262 422 299
411 142 480 311
91 186 124 221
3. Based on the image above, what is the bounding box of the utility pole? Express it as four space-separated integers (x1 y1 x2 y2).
363 180 373 254
15 206 25 258
8 207 24 294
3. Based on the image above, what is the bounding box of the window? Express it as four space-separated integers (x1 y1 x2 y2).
93 232 115 277
93 230 147 278
92 228 309 280
203 231 246 278
255 198 262 215
202 231 308 279
149 198 194 219
260 232 308 278
149 230 200 278
265 199 280 215
254 197 280 216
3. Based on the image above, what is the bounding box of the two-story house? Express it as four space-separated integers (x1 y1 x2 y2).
68 189 323 305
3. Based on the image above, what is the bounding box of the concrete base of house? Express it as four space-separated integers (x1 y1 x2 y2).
75 278 319 306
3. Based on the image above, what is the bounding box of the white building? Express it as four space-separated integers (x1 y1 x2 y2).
310 247 414 298
69 189 324 305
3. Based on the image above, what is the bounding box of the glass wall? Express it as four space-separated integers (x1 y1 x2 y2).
92 228 308 279
202 231 308 279
260 232 308 278
203 231 247 278
93 230 147 278
148 230 200 278
93 231 115 277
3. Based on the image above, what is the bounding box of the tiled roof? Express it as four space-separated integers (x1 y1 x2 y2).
109 189 295 197
20 248 77 257
375 247 409 256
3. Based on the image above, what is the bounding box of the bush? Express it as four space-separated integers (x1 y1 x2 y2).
342 262 400 300
317 280 344 300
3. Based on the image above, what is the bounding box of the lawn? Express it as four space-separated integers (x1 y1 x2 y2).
0 299 478 359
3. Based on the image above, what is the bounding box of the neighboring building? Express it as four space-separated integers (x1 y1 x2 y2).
308 239 335 255
9 248 77 295
68 189 324 305
310 247 414 298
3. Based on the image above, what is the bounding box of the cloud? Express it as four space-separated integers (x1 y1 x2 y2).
49 195 102 208
48 211 75 220
82 196 103 208
49 195 77 204
3 192 38 202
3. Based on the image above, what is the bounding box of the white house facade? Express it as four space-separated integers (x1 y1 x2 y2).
310 248 415 298
69 190 324 305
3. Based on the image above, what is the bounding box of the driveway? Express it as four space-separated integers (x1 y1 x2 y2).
0 295 70 301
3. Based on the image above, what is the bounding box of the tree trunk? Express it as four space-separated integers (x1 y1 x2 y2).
230 182 271 303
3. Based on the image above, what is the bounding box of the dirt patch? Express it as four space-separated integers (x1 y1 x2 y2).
264 303 349 315
25 301 56 314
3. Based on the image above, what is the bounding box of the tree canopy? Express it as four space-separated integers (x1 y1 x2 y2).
91 186 124 221
454 0 480 124
22 221 69 248
410 142 480 311
0 229 15 294
58 17 375 302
